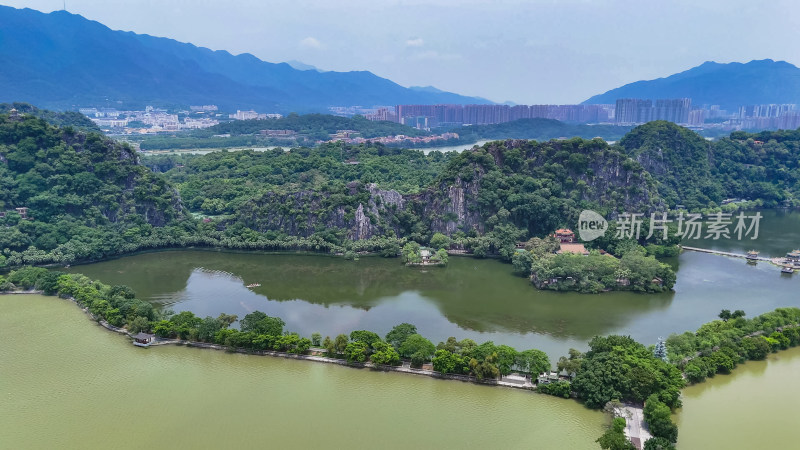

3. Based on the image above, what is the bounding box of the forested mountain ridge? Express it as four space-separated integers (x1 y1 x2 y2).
619 121 800 209
0 112 185 265
144 144 453 214
713 129 800 205
4 108 800 271
233 138 662 254
619 121 719 209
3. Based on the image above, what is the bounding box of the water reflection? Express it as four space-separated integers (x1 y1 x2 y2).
67 210 799 359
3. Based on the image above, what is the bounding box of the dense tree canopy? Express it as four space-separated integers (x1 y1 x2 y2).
385 323 418 350
571 335 684 409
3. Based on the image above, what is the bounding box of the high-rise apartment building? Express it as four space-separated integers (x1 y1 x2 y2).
394 104 613 128
614 98 691 124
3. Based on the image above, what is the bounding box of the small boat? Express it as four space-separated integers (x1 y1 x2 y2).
246 283 261 288
746 250 759 261
781 266 794 274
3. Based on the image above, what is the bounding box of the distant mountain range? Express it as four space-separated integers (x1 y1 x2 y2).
0 6 490 112
583 59 800 110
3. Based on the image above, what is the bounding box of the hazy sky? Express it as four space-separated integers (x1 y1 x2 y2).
6 0 800 103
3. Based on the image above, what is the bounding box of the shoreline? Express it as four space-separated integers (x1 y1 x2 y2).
2 291 538 392
35 245 487 272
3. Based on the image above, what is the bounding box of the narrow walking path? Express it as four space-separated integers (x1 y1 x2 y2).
681 246 789 267
615 404 652 450
681 246 772 261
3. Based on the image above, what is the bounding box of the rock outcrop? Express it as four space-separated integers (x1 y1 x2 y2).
235 139 662 240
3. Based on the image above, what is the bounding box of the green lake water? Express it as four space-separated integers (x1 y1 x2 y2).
677 346 800 448
0 294 604 449
13 209 800 448
66 211 800 361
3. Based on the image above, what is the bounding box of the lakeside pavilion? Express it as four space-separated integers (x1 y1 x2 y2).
132 332 154 347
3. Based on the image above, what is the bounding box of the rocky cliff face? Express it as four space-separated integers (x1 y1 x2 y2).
235 139 662 240
416 176 485 235
236 182 400 239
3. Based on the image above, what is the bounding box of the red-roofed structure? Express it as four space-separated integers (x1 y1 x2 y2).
554 229 575 243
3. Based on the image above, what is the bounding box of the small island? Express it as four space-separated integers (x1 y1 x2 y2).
512 229 677 294
402 241 448 267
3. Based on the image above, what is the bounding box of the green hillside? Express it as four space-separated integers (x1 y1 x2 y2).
0 111 184 267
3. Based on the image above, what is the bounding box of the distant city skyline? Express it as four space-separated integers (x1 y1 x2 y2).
4 0 800 104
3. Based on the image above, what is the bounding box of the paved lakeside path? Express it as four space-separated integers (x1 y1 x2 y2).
615 404 652 450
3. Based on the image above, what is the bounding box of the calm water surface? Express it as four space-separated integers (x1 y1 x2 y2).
68 211 800 360
0 295 604 449
677 346 800 448
9 210 800 448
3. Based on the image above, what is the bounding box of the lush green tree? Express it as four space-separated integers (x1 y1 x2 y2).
349 330 381 350
596 418 635 450
571 336 684 409
537 381 571 398
494 344 518 376
35 271 66 294
170 311 202 339
311 332 322 347
370 341 400 366
240 311 285 336
385 323 418 350
128 316 150 334
742 336 771 360
524 236 560 257
557 348 583 374
293 337 312 354
410 352 428 368
516 349 551 375
469 352 500 380
7 266 49 289
683 359 711 384
644 395 678 443
323 335 334 355
153 320 176 338
196 314 236 342
345 341 368 363
511 250 534 277
398 334 436 360
435 248 449 266
333 334 349 356
643 437 676 450
432 349 468 374
401 241 421 264
429 232 451 249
